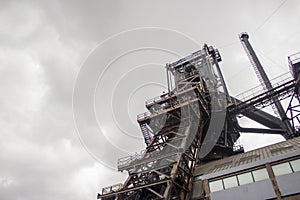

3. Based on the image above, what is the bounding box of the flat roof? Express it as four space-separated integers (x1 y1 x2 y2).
194 136 300 179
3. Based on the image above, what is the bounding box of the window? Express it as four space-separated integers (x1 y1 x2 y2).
252 168 269 182
272 162 293 176
208 159 300 193
237 172 254 185
209 180 223 192
290 159 300 172
223 176 238 189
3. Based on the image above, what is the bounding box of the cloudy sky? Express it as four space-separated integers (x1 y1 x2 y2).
1 0 300 199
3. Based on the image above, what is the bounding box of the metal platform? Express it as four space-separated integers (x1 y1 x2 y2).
97 34 300 200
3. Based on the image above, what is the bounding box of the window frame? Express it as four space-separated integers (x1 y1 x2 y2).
271 162 293 176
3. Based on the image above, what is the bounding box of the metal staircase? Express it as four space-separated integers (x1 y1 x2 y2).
98 45 229 199
97 35 300 199
140 123 153 146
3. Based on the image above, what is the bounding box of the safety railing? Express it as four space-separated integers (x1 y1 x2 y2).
168 49 205 69
101 183 123 195
137 111 151 121
288 52 300 65
118 150 147 167
233 144 244 153
117 147 179 170
288 52 300 78
234 72 293 104
145 94 170 106
137 97 196 122
138 86 203 122
145 82 198 107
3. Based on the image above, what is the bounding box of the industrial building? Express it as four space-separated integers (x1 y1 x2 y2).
192 136 300 199
97 33 300 199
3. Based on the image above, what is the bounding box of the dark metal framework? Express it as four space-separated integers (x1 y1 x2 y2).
239 33 294 138
97 34 300 200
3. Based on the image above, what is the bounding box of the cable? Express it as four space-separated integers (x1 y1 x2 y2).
263 30 300 55
226 65 253 85
256 49 287 71
252 0 288 34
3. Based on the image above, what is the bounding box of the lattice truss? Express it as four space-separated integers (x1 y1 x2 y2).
98 45 228 200
97 44 300 199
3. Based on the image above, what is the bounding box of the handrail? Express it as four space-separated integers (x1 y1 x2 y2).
117 147 179 169
168 49 205 69
137 97 199 122
145 80 199 107
288 52 300 78
288 52 300 61
234 72 292 103
231 79 294 113
137 111 151 120
145 94 170 106
118 150 147 167
101 183 123 195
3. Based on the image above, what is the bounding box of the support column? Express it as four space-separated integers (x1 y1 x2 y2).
239 32 294 139
266 163 282 200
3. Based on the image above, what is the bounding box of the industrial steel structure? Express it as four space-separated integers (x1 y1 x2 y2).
97 33 300 199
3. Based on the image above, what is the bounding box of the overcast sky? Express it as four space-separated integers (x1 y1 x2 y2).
1 0 300 200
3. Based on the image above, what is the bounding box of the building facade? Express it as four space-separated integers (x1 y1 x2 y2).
192 137 300 200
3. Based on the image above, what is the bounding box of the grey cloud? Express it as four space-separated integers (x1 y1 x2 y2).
1 0 300 200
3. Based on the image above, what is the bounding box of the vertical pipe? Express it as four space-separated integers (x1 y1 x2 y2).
239 32 293 139
166 64 171 94
239 33 273 91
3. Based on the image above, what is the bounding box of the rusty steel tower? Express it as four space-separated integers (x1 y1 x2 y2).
97 33 300 200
